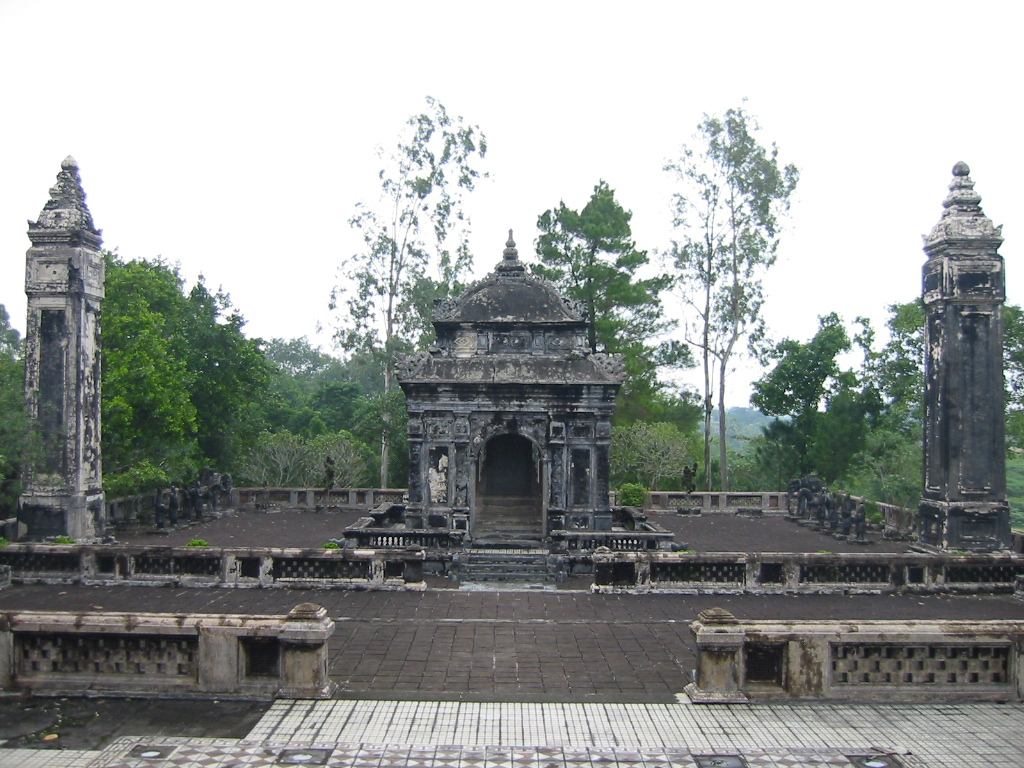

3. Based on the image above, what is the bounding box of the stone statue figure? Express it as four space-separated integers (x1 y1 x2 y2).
428 454 449 504
154 488 168 529
323 456 335 498
853 500 868 542
168 485 180 526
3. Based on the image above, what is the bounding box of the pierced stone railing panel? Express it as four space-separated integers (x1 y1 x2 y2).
0 544 425 591
831 643 1010 686
0 605 335 699
0 549 80 576
593 551 1024 594
685 613 1024 703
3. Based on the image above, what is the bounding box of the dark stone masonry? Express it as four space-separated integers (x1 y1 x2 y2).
397 232 625 543
18 157 105 541
917 162 1010 551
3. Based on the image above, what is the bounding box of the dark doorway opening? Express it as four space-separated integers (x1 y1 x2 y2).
476 434 542 540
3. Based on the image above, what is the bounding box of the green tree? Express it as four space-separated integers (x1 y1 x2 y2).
102 254 272 494
666 105 798 490
0 305 31 514
534 181 684 418
332 96 487 485
611 421 699 490
751 313 879 484
102 256 200 492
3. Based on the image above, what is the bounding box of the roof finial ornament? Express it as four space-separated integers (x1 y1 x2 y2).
923 161 1002 249
503 229 518 262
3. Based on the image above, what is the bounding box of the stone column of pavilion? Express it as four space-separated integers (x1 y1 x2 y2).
18 157 105 540
917 162 1010 551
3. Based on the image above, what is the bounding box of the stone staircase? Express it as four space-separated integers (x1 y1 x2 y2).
473 495 544 544
457 548 554 583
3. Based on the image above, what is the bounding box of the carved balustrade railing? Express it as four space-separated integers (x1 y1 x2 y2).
685 610 1024 703
0 544 425 590
592 550 1024 595
0 603 335 699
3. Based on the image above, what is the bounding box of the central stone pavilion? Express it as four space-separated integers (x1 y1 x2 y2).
396 233 626 545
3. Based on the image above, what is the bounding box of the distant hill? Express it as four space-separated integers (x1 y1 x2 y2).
709 407 777 452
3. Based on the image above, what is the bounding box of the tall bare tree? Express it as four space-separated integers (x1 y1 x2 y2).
666 106 798 490
332 97 487 486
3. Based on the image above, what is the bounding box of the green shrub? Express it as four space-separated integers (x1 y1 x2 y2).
0 537 8 548
186 538 209 547
618 483 649 507
322 541 340 549
53 535 76 545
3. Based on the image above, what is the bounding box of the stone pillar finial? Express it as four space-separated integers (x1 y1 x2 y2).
497 229 525 273
503 230 518 261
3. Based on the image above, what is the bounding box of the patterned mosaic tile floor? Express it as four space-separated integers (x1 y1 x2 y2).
2 700 1022 768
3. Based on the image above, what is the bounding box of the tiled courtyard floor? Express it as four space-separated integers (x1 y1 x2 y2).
2 699 1023 768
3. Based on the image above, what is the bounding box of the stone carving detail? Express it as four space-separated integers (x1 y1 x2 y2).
28 156 100 235
589 353 627 381
562 297 587 319
433 296 459 320
395 351 431 379
452 331 476 357
429 453 449 504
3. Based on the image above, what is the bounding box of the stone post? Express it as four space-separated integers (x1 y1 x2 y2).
684 607 749 703
917 162 1010 551
19 157 105 540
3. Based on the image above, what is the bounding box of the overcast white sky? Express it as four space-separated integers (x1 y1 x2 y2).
1 1 1021 406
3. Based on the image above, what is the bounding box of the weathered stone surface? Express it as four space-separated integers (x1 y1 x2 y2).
397 232 623 541
19 158 105 540
917 163 1010 551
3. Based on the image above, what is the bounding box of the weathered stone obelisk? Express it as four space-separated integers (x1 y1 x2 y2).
917 162 1010 551
18 157 105 540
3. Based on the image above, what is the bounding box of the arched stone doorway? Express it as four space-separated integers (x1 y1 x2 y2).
475 433 544 540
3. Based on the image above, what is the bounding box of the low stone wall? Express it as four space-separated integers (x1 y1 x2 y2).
235 488 406 510
592 549 1024 595
620 491 786 514
0 603 335 699
685 608 1024 703
0 544 426 590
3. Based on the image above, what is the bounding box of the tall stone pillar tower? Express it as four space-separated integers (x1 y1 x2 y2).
19 156 105 540
917 162 1009 551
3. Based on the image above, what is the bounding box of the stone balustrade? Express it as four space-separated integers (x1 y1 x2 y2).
685 608 1024 703
612 491 787 514
0 603 335 699
0 544 425 590
592 550 1024 595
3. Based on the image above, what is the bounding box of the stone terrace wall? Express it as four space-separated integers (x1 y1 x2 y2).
0 603 335 699
686 610 1024 703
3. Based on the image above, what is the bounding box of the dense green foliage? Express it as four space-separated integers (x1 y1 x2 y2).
102 254 272 496
0 305 30 514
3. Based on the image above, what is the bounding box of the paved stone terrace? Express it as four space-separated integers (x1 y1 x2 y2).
2 699 1023 767
112 508 912 554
